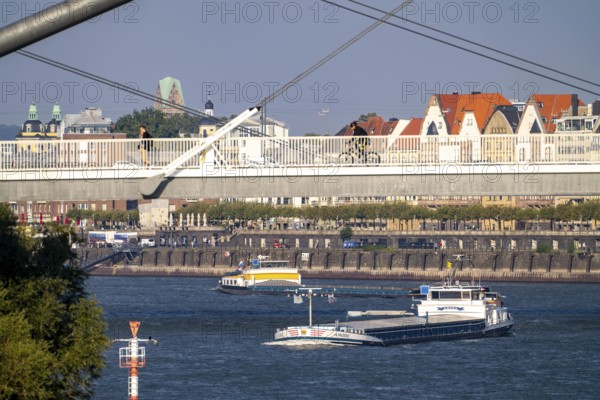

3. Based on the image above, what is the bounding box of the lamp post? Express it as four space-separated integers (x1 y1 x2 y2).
298 288 321 328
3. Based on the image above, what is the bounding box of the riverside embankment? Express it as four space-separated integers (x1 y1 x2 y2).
87 246 600 283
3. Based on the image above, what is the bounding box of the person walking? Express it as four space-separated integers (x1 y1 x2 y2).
138 125 153 167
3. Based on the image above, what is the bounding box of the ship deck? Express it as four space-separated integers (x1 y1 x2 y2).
334 314 483 332
249 283 414 298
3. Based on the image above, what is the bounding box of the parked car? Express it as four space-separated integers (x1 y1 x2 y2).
343 241 363 249
273 239 288 249
140 238 156 247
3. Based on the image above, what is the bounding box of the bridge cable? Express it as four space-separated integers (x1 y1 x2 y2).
17 2 415 171
320 0 600 97
17 1 413 133
342 0 600 89
16 49 264 138
258 0 414 107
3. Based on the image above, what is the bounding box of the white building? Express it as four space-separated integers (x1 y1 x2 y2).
61 107 112 136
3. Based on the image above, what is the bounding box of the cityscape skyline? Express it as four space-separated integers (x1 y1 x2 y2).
1 0 599 136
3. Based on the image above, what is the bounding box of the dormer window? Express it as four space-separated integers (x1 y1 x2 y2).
538 101 544 108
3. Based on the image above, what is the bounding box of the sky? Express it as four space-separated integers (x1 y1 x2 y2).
1 0 599 136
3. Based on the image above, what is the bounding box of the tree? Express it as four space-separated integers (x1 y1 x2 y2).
114 107 205 138
358 112 377 121
0 204 109 399
340 226 353 241
114 108 165 138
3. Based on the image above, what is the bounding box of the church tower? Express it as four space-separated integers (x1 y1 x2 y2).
46 103 61 138
204 98 214 116
16 102 44 139
153 76 185 115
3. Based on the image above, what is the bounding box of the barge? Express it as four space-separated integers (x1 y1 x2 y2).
273 276 514 346
217 257 413 298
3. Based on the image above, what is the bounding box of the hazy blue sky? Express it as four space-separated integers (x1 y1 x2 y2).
1 0 599 135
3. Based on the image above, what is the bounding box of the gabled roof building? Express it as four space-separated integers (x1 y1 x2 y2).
421 92 512 137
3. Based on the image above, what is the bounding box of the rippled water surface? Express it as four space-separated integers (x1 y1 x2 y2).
89 277 600 399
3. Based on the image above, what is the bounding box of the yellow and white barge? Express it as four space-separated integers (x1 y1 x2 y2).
217 257 301 294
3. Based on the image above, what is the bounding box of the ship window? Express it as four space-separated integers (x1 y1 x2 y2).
440 291 462 299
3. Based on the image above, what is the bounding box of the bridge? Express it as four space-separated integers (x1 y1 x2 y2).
2 131 600 201
2 1 600 202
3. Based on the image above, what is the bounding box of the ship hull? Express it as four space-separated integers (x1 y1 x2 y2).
275 318 514 346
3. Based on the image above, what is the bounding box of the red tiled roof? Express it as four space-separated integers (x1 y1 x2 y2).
337 115 398 136
438 93 512 135
532 94 585 132
400 118 423 135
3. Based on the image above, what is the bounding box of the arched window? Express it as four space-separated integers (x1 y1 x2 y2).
427 121 439 135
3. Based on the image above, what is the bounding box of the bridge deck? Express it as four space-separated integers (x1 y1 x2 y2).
2 134 600 200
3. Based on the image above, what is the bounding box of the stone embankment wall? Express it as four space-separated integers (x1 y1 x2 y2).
88 247 600 283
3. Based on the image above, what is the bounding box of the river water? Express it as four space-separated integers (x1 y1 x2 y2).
89 277 600 399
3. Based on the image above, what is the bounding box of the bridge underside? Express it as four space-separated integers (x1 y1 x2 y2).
2 168 600 201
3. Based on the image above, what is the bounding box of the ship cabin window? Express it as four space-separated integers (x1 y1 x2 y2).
472 291 485 300
430 291 462 299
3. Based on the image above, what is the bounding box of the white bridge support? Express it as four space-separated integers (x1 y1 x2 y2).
138 107 261 196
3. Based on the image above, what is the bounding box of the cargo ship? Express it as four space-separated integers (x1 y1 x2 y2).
216 257 414 298
273 276 514 346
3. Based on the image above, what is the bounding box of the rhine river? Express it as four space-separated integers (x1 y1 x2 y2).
89 277 600 399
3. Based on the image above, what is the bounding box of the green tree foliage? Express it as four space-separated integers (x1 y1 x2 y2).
66 208 139 229
175 200 600 228
0 204 109 399
358 112 377 121
340 226 353 241
114 107 206 138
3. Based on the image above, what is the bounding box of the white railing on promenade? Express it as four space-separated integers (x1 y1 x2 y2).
1 134 600 172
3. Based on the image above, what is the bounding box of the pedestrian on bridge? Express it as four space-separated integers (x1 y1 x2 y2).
138 125 153 167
